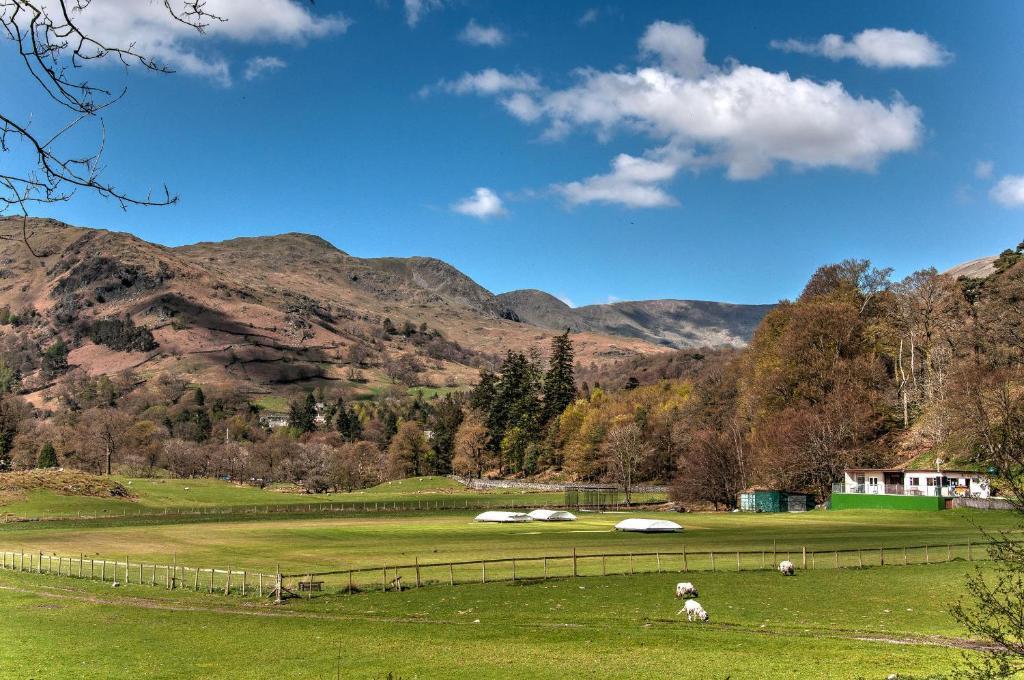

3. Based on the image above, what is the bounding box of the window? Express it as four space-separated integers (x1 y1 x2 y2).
926 478 936 487
868 477 879 486
909 477 919 486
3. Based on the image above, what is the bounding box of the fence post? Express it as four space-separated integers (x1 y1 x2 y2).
350 570 356 593
683 545 688 572
275 565 282 604
572 549 578 578
543 557 548 579
512 559 516 582
306 573 311 600
629 553 634 575
710 551 715 572
657 552 662 573
601 555 606 576
880 548 884 566
802 546 807 570
904 546 908 566
242 571 246 596
811 551 815 569
448 563 454 586
415 558 421 588
925 545 929 564
126 555 130 584
210 568 214 593
858 549 863 568
834 551 839 568
947 545 951 562
194 568 200 591
101 559 106 581
481 562 486 584
225 568 231 596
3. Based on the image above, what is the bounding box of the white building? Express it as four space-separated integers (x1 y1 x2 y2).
837 468 991 499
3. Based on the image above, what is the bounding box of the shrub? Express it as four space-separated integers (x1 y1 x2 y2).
88 317 158 352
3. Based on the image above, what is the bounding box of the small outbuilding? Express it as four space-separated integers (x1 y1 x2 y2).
474 511 533 523
738 489 812 513
614 518 683 533
528 509 577 521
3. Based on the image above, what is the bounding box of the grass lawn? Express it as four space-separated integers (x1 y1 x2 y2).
1 475 652 520
1 506 1016 578
0 561 982 679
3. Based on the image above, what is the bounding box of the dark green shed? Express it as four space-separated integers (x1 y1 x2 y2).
738 489 812 513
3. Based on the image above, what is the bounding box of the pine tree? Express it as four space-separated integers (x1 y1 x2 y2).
37 442 58 468
194 386 206 407
542 331 576 423
289 392 318 433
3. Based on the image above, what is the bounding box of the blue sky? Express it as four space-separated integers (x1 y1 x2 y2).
4 0 1024 306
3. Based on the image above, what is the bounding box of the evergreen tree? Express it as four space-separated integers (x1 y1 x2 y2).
337 404 363 441
289 392 318 433
542 331 576 423
37 442 58 468
41 339 69 378
194 386 205 407
485 351 543 470
469 370 497 413
428 393 464 475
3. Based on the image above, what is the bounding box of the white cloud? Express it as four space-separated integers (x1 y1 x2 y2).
436 69 541 95
639 21 709 79
444 22 922 196
452 187 507 219
578 8 599 26
459 20 506 47
243 56 286 81
70 0 349 85
405 0 443 28
555 146 693 208
771 28 951 69
974 160 994 180
990 176 1024 208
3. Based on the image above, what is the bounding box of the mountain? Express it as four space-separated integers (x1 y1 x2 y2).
0 217 776 406
497 291 773 349
0 218 662 404
944 255 997 280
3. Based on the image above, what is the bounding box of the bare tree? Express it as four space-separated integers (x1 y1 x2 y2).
603 421 648 505
0 1 263 250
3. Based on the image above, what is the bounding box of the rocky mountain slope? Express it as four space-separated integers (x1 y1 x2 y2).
0 217 779 406
496 291 773 348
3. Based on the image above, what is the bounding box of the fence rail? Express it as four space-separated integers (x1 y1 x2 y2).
1 540 996 601
0 496 654 525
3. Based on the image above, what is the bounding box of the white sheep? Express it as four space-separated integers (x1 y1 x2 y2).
678 598 709 622
675 582 698 598
778 560 795 576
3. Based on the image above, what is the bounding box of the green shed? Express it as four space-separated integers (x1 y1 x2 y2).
738 489 813 513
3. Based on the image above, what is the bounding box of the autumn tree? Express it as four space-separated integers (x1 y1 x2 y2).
452 412 490 478
387 421 432 478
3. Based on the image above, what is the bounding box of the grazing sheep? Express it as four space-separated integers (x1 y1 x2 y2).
678 599 709 622
675 582 698 598
778 560 795 576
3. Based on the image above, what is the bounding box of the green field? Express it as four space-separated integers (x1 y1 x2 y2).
1 475 647 520
0 560 986 678
0 475 1016 678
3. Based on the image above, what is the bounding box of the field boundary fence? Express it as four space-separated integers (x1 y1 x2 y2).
0 540 998 602
0 495 654 525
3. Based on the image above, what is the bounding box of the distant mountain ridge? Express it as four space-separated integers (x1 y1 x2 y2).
496 290 773 349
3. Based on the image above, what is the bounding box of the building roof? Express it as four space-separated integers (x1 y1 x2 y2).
845 467 985 476
614 518 682 533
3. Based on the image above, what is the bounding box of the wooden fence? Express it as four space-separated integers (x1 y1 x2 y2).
0 496 635 525
2 540 994 601
0 549 274 597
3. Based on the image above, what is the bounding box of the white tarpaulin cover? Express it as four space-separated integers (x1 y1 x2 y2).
527 509 577 521
614 518 683 532
474 511 534 523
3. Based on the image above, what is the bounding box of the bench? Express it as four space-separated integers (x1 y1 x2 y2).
297 580 324 592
